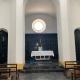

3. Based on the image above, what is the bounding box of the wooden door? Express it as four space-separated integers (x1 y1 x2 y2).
0 30 8 64
75 29 80 62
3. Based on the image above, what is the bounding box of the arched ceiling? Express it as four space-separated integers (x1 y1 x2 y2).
25 0 57 16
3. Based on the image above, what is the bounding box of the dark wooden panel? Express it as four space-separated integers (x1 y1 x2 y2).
0 30 8 64
75 29 80 62
25 33 58 63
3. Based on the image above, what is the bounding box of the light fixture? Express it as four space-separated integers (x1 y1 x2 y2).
32 19 46 33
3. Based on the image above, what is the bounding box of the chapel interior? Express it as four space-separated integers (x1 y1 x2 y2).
0 0 80 80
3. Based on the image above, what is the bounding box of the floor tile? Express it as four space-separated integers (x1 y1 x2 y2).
19 72 70 80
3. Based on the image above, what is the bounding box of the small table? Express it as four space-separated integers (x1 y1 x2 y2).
31 51 54 60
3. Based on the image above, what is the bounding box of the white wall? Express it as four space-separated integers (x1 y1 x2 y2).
70 0 80 29
68 0 80 60
0 0 10 30
0 0 13 63
57 0 80 64
1 0 80 66
25 14 57 33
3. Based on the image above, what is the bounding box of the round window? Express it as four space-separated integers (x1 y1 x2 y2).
32 19 46 33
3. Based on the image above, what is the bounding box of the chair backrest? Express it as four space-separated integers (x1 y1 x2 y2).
65 61 77 69
0 64 17 72
0 64 19 80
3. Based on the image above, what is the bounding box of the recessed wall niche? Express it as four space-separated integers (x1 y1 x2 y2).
25 14 58 63
25 33 58 62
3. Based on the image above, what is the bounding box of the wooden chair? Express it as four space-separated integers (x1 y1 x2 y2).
64 61 77 78
71 65 80 80
0 64 19 80
0 68 12 80
7 64 19 79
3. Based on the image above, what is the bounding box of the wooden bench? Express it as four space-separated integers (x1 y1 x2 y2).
0 64 19 80
71 65 80 80
0 68 12 80
64 61 80 80
64 61 77 78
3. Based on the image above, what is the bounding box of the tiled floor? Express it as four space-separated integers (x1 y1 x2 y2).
19 72 70 80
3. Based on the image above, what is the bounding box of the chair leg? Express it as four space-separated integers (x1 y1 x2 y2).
71 73 73 80
71 73 76 80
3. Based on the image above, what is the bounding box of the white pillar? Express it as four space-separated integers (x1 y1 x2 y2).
8 0 25 69
16 0 25 68
57 0 76 65
16 0 25 63
8 0 16 64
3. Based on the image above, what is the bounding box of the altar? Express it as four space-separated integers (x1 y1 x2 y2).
31 51 54 60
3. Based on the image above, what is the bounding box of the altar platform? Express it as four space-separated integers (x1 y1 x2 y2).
23 60 64 73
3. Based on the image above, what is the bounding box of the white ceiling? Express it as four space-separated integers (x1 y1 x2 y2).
25 0 57 16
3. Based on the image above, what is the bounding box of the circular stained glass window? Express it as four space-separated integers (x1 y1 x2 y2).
32 19 46 33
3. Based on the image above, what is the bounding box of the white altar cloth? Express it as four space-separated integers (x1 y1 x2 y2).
31 51 54 60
